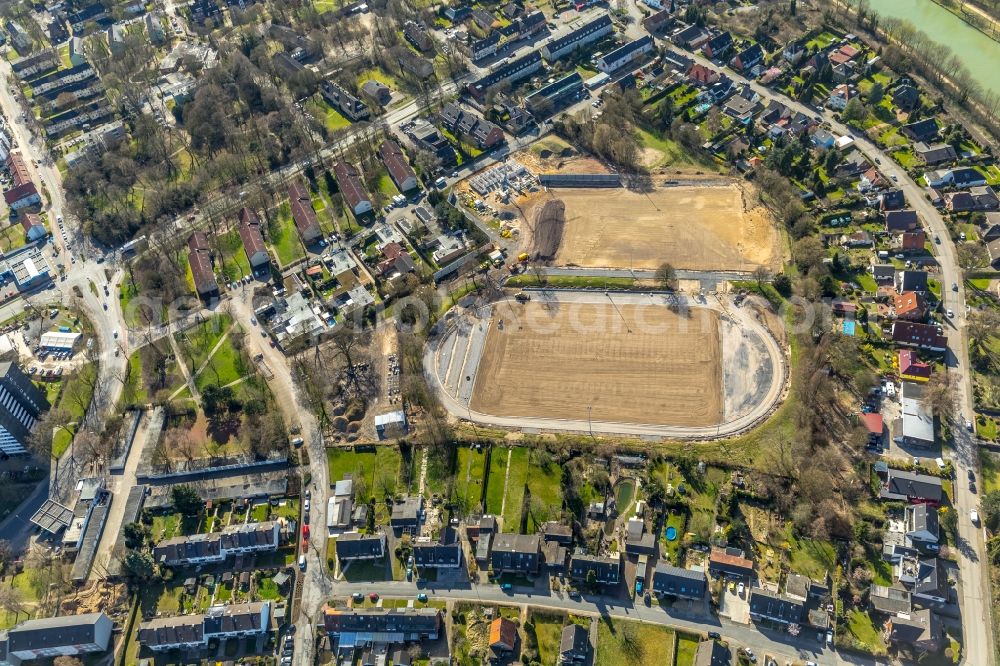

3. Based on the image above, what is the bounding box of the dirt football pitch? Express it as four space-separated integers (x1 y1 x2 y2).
469 300 723 426
539 183 780 272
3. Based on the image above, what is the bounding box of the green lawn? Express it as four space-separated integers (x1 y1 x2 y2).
307 98 352 132
527 612 566 665
663 511 687 564
525 451 563 532
784 527 837 580
376 171 398 198
845 609 887 656
270 202 307 267
595 619 675 666
216 229 253 282
675 633 701 666
194 334 247 392
327 446 402 502
635 127 719 171
454 446 487 512
484 447 529 531
505 275 638 290
175 313 233 374
50 362 97 458
980 449 1000 493
0 223 28 254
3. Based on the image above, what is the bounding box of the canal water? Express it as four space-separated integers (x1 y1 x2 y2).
867 0 1000 95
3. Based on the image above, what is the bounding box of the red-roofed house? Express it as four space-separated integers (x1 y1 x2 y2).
862 412 884 445
899 350 932 382
288 181 323 245
893 292 926 321
900 230 926 252
188 232 219 299
489 618 517 653
687 62 719 86
892 321 947 352
238 207 270 271
334 162 373 216
827 83 853 111
379 140 418 193
4 153 41 210
20 213 45 242
708 547 754 579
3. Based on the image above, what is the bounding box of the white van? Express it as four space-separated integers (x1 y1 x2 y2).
299 555 307 570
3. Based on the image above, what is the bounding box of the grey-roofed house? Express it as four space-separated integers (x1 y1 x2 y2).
541 14 613 62
901 382 935 449
885 209 919 233
896 270 928 294
886 608 940 651
0 613 113 663
905 503 940 549
542 539 567 573
900 118 939 143
896 555 947 606
139 602 271 652
540 521 573 545
558 623 589 663
413 527 462 568
625 532 657 556
880 189 906 211
872 264 896 285
748 588 805 625
391 496 423 533
570 553 620 586
335 532 386 562
652 564 706 600
870 583 912 614
153 521 280 566
892 84 920 110
914 142 957 165
491 533 541 574
323 607 441 646
362 80 392 106
880 469 943 504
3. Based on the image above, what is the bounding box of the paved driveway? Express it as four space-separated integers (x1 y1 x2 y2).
720 584 750 624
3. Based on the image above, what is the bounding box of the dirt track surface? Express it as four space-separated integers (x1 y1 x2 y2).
528 183 780 272
468 300 723 427
528 199 565 260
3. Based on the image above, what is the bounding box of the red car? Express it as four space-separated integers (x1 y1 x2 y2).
369 593 379 602
302 525 310 540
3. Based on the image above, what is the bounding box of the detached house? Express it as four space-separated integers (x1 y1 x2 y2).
238 207 270 272
333 162 373 216
899 349 932 382
4 153 41 210
880 468 943 504
896 270 928 294
379 140 418 193
914 142 957 166
320 81 370 122
900 118 939 143
893 292 926 321
335 533 386 563
891 321 947 353
886 609 941 652
188 232 219 300
729 43 763 74
904 503 940 550
288 180 323 245
701 31 733 60
885 209 919 233
827 83 853 110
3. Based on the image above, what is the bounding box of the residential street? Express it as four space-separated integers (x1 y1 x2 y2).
329 581 879 666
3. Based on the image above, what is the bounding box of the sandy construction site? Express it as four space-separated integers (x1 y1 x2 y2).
522 182 781 272
426 291 785 438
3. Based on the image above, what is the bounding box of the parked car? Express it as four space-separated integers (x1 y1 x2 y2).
369 592 379 602
971 509 980 525
352 592 364 602
416 593 428 602
707 631 721 640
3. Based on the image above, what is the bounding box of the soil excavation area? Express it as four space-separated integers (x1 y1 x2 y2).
469 300 723 426
529 183 780 272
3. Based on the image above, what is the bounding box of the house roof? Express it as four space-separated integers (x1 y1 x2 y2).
333 161 371 212
861 412 883 435
20 213 42 232
906 503 939 537
892 321 947 351
709 547 753 572
869 583 911 614
336 532 386 559
323 607 441 635
901 118 939 142
7 613 111 654
489 617 517 650
289 180 321 240
882 468 943 502
880 189 906 210
570 553 621 581
894 291 925 317
188 232 217 294
885 209 919 232
748 588 805 622
560 623 588 657
899 350 932 379
492 532 540 555
915 142 958 164
237 207 266 258
379 140 416 190
887 608 938 645
898 270 928 292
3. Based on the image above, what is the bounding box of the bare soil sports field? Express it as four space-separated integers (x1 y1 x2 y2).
469 301 723 427
526 183 780 272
